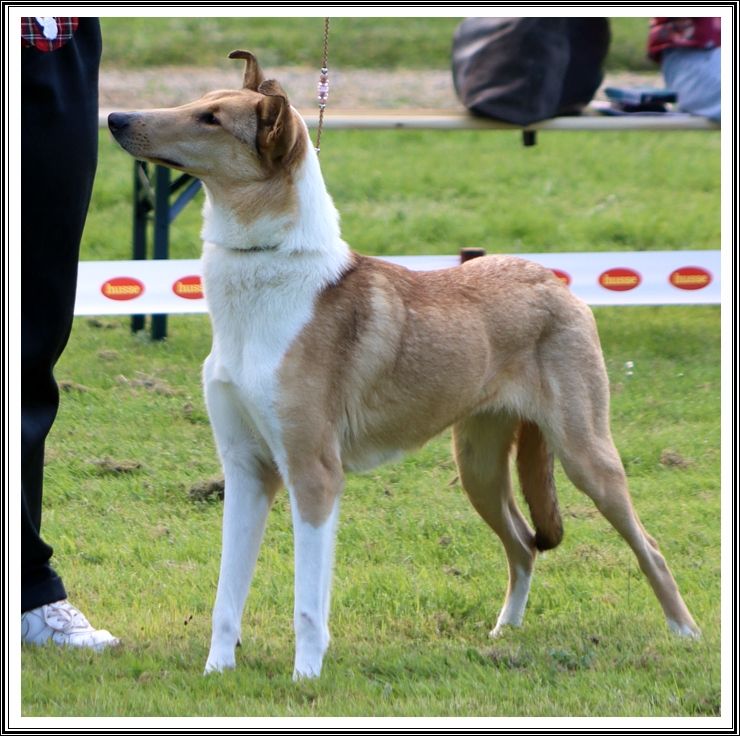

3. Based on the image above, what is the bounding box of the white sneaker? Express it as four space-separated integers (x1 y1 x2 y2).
21 599 120 651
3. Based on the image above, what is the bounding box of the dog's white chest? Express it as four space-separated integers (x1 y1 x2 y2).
201 243 340 466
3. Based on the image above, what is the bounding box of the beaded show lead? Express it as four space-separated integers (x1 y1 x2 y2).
315 18 330 155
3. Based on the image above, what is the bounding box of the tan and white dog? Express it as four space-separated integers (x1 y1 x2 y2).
109 52 699 679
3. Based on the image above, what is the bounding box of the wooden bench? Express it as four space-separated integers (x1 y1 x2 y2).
298 107 719 132
108 107 718 339
100 105 720 133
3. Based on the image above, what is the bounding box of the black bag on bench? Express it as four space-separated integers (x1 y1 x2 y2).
452 18 611 125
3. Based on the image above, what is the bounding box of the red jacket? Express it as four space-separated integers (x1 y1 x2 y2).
647 17 721 62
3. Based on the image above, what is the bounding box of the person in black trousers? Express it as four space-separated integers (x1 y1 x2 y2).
20 16 118 649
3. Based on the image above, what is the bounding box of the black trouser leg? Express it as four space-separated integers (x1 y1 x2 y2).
21 18 102 612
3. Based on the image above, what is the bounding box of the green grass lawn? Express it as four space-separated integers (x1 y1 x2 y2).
83 127 720 263
20 307 722 718
98 16 656 72
18 65 722 719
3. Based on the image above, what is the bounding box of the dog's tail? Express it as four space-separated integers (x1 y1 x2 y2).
516 420 563 552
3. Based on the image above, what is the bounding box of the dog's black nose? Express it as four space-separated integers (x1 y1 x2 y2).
108 111 132 133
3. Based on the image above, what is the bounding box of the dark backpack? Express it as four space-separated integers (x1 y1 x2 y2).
452 18 611 125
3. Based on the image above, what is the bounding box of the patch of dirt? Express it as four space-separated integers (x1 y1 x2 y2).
188 477 225 502
87 318 120 330
100 65 463 113
660 449 693 469
91 457 143 474
99 65 661 115
116 372 178 396
58 380 91 393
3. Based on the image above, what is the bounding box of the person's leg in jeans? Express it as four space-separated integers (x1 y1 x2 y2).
662 46 721 122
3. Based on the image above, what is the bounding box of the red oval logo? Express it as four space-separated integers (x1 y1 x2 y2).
101 276 145 301
669 266 712 291
550 268 572 286
172 274 204 300
598 267 641 292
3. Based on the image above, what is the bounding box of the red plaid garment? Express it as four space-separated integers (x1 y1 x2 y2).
647 17 721 62
21 17 79 52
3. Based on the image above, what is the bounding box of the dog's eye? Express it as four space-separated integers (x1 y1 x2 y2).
199 112 220 126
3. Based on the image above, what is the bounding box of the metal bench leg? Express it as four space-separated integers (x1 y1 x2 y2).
131 161 149 333
151 165 170 341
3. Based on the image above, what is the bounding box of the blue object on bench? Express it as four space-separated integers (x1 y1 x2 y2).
604 86 678 113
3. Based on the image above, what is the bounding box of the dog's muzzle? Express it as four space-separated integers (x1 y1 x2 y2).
107 111 136 136
107 111 182 169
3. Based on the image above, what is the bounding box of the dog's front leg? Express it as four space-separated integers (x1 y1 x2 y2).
203 378 280 674
288 463 343 680
205 472 276 674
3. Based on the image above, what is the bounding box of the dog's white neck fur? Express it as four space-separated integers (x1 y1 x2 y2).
201 132 347 264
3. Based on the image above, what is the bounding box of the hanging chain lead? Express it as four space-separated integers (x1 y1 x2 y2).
315 17 330 155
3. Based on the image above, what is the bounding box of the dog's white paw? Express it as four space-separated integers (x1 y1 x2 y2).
204 650 236 675
668 619 701 639
292 664 322 681
488 621 513 639
489 619 522 639
292 651 324 681
293 623 328 680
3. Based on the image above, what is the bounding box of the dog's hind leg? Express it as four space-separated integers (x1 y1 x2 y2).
453 411 538 637
547 359 700 637
286 448 344 680
204 379 282 674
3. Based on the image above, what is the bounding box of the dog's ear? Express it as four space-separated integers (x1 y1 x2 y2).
255 80 299 167
228 50 264 92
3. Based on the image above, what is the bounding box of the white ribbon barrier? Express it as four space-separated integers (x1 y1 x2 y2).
74 250 720 317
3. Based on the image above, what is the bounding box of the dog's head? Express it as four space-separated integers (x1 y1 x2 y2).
108 51 307 184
